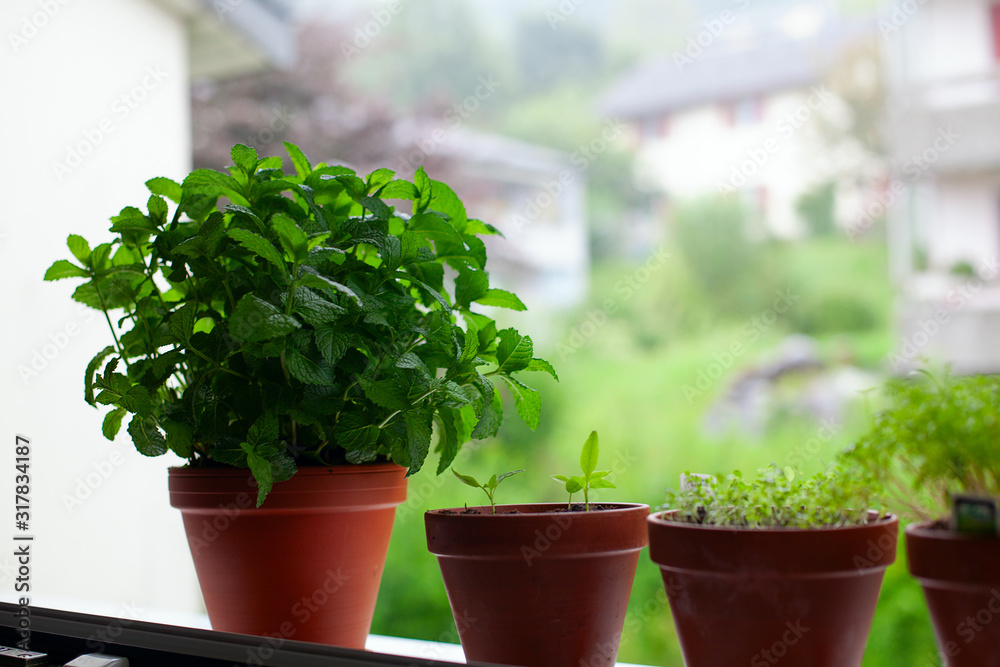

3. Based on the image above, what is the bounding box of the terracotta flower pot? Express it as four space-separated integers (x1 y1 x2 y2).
906 522 1000 666
425 503 649 667
647 511 898 667
168 463 407 648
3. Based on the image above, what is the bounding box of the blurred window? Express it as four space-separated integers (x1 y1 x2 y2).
992 3 1000 60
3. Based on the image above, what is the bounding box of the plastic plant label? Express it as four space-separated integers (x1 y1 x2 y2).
951 494 999 536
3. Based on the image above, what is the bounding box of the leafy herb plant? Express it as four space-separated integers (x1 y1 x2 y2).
552 431 616 511
663 465 884 529
452 469 525 514
44 143 556 506
841 371 1000 522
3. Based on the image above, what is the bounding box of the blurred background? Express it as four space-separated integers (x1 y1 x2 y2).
3 0 999 664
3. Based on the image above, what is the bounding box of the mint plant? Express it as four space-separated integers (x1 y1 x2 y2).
663 465 884 529
452 469 525 514
552 431 616 511
841 371 1000 522
44 143 556 506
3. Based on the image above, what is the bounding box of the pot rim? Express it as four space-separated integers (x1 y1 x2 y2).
905 519 1000 542
168 461 407 476
649 508 896 532
427 502 649 517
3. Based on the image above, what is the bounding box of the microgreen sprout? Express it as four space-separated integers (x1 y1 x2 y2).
453 469 525 514
552 431 616 511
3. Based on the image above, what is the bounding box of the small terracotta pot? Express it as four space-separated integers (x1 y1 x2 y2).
906 522 1000 666
168 464 407 648
647 511 898 667
425 503 649 667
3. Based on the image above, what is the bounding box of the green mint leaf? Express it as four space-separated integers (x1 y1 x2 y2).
169 303 197 343
526 358 559 381
102 407 126 441
408 213 465 244
245 448 274 508
414 167 432 214
229 294 300 343
44 260 90 281
581 431 599 478
231 144 259 173
379 179 419 200
405 408 433 474
84 346 116 406
435 407 461 473
471 380 502 439
67 234 91 265
495 328 533 375
147 195 168 227
182 169 249 206
163 420 194 458
284 142 312 177
288 288 345 326
360 377 409 411
272 213 308 262
429 180 468 233
127 414 166 457
146 176 182 203
315 325 351 366
225 204 267 232
366 168 395 194
476 288 527 311
455 269 490 308
226 228 286 271
501 375 541 431
247 413 279 449
285 349 336 386
453 469 481 489
296 272 361 307
335 413 380 450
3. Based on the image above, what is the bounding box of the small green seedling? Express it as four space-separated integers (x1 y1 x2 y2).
453 469 525 514
552 431 616 511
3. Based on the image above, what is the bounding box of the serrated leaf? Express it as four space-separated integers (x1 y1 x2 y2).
429 180 468 232
182 169 249 206
460 318 479 364
405 408 433 474
231 144 259 172
147 195 168 226
163 420 194 458
285 349 336 386
169 303 197 343
502 375 541 431
289 288 346 326
476 288 526 311
285 142 312 177
44 260 90 281
67 234 91 264
102 407 126 440
455 269 490 308
526 358 559 380
366 168 395 194
127 414 166 456
146 176 182 203
380 180 419 200
272 213 308 262
247 413 279 448
335 413 380 450
229 294 300 343
296 272 361 306
413 166 433 212
360 377 409 411
435 407 461 473
315 325 351 366
225 204 267 232
581 430 599 477
408 213 465 244
452 469 481 489
271 455 297 484
227 228 286 271
495 328 533 375
471 381 502 439
84 346 116 406
246 449 274 508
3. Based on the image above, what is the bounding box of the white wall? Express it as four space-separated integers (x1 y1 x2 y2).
0 0 203 621
927 175 1000 270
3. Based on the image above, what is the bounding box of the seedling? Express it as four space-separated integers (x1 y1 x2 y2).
552 431 616 511
453 469 525 514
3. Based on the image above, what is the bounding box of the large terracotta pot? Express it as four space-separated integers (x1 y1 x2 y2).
168 464 407 648
425 503 649 667
647 511 898 667
906 522 1000 666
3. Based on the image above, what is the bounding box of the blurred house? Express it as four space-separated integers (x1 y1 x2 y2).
0 0 292 619
883 0 1000 374
599 13 874 239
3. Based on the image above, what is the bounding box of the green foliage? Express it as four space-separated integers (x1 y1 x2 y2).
45 142 554 506
842 371 1000 522
788 293 878 335
552 430 616 510
796 181 837 237
452 468 525 514
662 464 884 529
